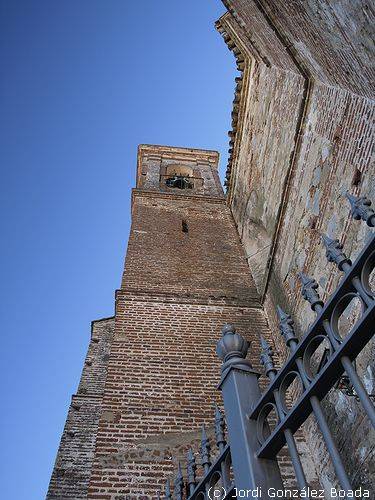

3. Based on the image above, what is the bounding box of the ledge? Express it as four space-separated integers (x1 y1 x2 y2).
131 188 226 205
215 13 248 196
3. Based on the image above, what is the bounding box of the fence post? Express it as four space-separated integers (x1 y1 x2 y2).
216 324 283 496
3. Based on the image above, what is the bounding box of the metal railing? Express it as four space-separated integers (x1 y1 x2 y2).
158 407 234 500
160 193 375 499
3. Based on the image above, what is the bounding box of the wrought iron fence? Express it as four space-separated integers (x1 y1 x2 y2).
159 409 235 500
160 193 375 499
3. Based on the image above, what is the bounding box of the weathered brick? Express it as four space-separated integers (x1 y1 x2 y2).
219 0 375 493
47 318 114 499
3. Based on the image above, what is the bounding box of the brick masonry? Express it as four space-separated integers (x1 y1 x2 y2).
47 318 114 499
87 145 274 499
219 0 374 494
47 2 375 496
49 145 302 498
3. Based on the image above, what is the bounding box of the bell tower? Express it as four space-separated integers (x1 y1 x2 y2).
48 145 263 499
121 145 257 300
136 144 223 196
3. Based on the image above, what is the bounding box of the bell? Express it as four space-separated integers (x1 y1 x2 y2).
166 175 193 189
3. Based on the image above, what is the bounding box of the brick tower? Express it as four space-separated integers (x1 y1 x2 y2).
47 145 267 499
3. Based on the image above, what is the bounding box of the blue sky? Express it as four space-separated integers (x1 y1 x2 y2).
0 1 236 498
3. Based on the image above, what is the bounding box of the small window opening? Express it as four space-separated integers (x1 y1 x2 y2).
351 168 362 187
182 219 189 233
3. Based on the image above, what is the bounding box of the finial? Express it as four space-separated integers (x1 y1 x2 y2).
346 192 375 227
174 462 183 500
187 448 197 495
299 272 324 311
260 336 277 379
214 405 226 451
164 479 172 499
277 306 298 347
321 234 352 271
200 424 211 473
216 323 253 374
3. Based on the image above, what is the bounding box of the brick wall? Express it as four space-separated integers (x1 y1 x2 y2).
88 299 270 498
48 113 324 497
219 0 375 493
47 318 114 499
81 145 297 498
49 144 284 499
122 191 258 303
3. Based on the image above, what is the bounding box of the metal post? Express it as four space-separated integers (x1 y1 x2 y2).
174 463 183 500
187 449 197 496
164 479 172 500
215 405 231 490
200 425 211 497
216 324 284 496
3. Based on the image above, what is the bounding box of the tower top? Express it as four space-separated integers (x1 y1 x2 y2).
136 144 222 197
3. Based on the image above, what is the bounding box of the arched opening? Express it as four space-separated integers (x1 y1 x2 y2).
165 165 194 189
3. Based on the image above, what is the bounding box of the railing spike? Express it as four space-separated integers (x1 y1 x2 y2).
214 404 226 451
346 192 375 227
277 305 298 347
200 424 211 473
299 272 324 311
164 479 172 499
173 462 184 500
260 335 277 379
187 448 197 495
321 234 352 271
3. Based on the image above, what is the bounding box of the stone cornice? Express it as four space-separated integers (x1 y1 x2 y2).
115 288 261 310
215 13 250 200
131 188 226 206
